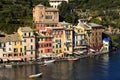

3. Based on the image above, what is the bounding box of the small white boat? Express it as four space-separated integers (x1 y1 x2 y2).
0 65 2 68
44 59 55 64
67 57 79 61
29 73 43 78
5 65 12 68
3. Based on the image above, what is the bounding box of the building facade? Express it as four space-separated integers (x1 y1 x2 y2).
36 30 53 59
0 33 24 62
17 27 36 61
33 4 59 24
74 23 87 52
58 21 73 55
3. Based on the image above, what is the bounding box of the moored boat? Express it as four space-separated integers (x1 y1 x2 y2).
29 73 43 78
44 59 55 64
67 57 79 61
5 64 12 68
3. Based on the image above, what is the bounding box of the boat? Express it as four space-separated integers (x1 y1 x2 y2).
40 63 47 67
5 64 12 68
67 57 79 61
0 65 2 68
29 73 43 78
44 59 55 64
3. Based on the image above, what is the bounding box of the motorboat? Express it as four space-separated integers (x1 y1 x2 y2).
29 73 43 78
44 59 55 64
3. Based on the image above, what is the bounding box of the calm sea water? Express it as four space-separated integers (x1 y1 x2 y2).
0 50 120 80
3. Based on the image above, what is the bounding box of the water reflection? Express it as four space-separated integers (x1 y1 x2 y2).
0 53 120 80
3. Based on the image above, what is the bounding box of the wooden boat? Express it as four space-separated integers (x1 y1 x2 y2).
44 59 55 64
5 65 12 68
29 73 43 78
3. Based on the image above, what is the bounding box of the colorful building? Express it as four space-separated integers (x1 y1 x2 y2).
102 38 111 52
50 27 64 57
58 21 74 55
87 23 103 51
0 33 23 62
74 22 87 51
17 27 36 61
36 31 53 59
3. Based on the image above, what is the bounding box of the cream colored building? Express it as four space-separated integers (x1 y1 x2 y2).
58 21 73 55
17 27 36 61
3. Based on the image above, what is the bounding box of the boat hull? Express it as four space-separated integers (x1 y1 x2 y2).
29 73 42 78
44 60 55 64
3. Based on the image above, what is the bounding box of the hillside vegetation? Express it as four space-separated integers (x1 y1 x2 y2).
0 0 120 33
0 0 49 33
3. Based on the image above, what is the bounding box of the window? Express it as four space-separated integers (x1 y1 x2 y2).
20 48 22 52
14 54 17 56
59 50 62 53
24 46 26 50
14 42 16 45
0 42 1 47
31 45 33 49
20 41 22 45
56 44 58 48
9 48 11 51
4 43 5 47
45 16 52 19
31 39 33 42
8 54 12 57
41 50 43 53
3 54 7 57
29 33 31 37
67 47 69 50
24 39 26 42
9 42 11 45
24 52 26 55
31 51 33 55
56 50 58 53
41 38 43 41
48 49 50 52
24 33 26 36
59 44 61 48
14 48 18 52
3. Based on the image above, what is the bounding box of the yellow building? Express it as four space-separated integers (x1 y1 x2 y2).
11 33 24 61
59 22 74 56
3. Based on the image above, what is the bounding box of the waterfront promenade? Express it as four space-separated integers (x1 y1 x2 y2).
0 51 111 68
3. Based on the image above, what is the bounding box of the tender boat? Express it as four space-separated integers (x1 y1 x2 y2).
44 59 55 64
5 65 12 68
29 73 43 78
67 57 79 61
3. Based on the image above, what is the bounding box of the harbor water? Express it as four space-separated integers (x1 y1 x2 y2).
0 49 120 80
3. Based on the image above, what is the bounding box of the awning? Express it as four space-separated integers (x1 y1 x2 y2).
41 53 53 58
2 59 8 62
9 58 22 61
